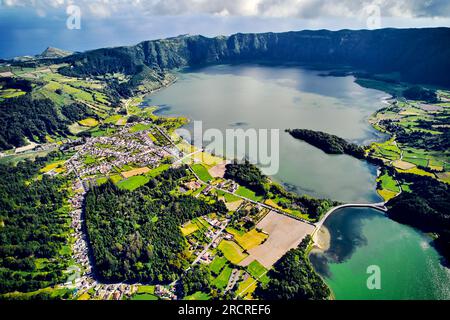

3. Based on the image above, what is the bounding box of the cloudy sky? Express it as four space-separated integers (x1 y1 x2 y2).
1 0 450 58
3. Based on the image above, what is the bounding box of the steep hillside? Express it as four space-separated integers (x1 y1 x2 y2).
58 28 450 89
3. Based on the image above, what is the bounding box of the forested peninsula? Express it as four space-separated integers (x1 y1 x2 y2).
286 129 365 159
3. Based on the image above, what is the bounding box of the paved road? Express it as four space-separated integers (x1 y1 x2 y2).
191 220 229 266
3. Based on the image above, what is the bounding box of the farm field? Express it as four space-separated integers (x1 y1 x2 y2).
208 162 226 178
137 285 155 294
246 260 270 284
180 220 199 236
104 115 125 125
393 160 416 170
209 256 227 275
130 123 152 133
396 167 436 177
218 240 248 265
227 228 268 250
216 189 241 203
240 211 315 269
236 276 257 299
368 98 450 186
78 118 99 127
378 172 398 190
131 293 158 300
436 172 450 183
40 160 66 173
212 264 233 289
145 164 171 179
192 164 213 182
184 291 210 300
116 175 149 191
122 167 150 178
235 186 263 202
191 152 224 168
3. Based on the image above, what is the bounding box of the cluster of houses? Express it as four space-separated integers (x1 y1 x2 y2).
65 178 137 300
202 185 214 195
66 126 171 178
155 285 177 300
87 283 137 300
209 231 234 250
216 179 239 193
203 216 227 229
198 217 232 259
184 180 202 191
68 185 91 276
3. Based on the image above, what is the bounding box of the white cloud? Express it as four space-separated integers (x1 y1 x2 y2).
88 2 113 18
2 0 450 19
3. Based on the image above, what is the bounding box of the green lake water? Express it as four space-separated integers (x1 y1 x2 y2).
146 64 450 299
310 208 450 300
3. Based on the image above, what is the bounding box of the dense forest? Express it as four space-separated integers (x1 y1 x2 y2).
0 155 70 294
0 95 65 149
178 265 211 298
85 166 227 283
61 102 94 123
387 174 450 261
0 77 33 93
224 161 268 196
0 95 92 150
403 86 438 103
286 129 365 159
255 236 330 300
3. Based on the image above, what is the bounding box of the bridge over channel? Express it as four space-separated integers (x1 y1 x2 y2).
312 202 388 238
